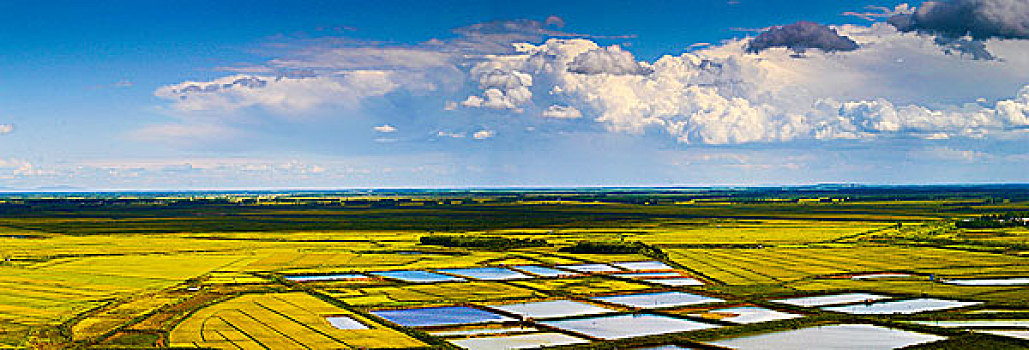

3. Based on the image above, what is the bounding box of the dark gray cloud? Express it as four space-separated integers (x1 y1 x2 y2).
936 37 996 60
889 0 1029 39
746 21 859 54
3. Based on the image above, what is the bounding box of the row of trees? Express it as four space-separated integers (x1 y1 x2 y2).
956 213 1028 228
559 241 668 260
418 235 550 249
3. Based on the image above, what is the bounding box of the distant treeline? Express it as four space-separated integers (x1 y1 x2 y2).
559 241 668 259
956 213 1028 228
419 235 549 249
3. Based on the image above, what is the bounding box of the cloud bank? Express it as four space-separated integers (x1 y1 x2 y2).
149 9 1029 149
889 0 1029 39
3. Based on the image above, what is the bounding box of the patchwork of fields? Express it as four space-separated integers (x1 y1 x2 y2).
0 188 1026 349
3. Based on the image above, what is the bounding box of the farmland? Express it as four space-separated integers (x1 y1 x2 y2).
0 185 1026 349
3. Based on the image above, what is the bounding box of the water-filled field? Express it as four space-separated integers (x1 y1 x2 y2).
822 298 981 315
489 300 615 319
436 267 533 280
559 264 622 273
910 320 1029 328
647 278 704 286
448 332 588 350
942 277 1029 286
689 306 802 324
429 326 536 337
978 330 1029 340
541 314 720 339
370 270 466 283
325 315 368 329
850 273 912 280
371 306 514 327
593 291 723 308
772 293 891 307
710 324 946 349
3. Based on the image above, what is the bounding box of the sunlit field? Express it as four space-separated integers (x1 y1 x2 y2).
0 186 1026 349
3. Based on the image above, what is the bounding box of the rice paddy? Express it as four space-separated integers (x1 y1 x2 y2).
370 306 515 327
592 292 724 309
370 270 467 283
710 324 946 350
540 314 721 340
488 300 616 319
822 298 982 315
168 292 424 349
771 293 892 307
686 306 803 324
436 267 533 281
1 187 1026 349
942 277 1029 286
448 332 589 350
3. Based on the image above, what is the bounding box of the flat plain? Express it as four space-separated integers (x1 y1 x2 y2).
0 185 1026 349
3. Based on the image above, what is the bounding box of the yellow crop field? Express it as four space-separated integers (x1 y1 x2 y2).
668 245 1028 286
72 294 182 341
203 272 268 285
170 292 424 349
637 219 894 244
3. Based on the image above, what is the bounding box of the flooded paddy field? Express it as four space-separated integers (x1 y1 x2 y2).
850 273 914 280
325 315 368 329
436 267 533 281
448 332 589 350
709 324 946 349
686 306 802 324
370 270 467 283
593 291 723 309
429 326 537 337
910 320 1029 328
488 300 616 319
370 306 515 327
772 293 891 307
646 278 704 286
822 298 982 315
541 313 720 339
978 330 1029 340
942 277 1029 286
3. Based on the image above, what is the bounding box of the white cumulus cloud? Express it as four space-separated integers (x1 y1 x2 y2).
373 124 397 133
473 130 495 139
155 73 401 114
541 105 582 119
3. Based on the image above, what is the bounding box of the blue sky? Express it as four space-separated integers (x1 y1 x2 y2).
0 0 1026 190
